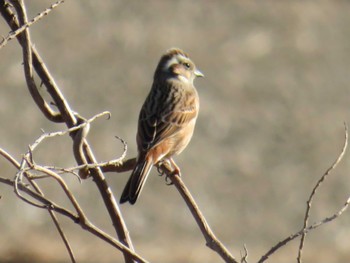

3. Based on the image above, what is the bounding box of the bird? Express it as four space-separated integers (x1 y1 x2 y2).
120 48 204 205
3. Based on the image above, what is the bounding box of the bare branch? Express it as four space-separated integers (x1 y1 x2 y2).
26 160 87 221
258 124 349 263
102 157 136 173
240 244 248 263
82 221 149 263
0 148 20 168
0 0 64 49
158 162 238 263
48 210 77 263
107 158 237 262
0 176 78 221
25 175 77 263
297 123 348 262
1 1 135 260
0 176 149 263
257 195 350 263
30 111 110 152
0 145 143 262
4 0 64 122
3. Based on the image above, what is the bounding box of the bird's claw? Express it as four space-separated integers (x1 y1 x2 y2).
157 165 166 176
165 173 174 185
156 160 181 185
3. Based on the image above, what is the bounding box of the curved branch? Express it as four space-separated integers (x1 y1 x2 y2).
297 123 348 262
1 1 135 261
102 157 136 173
0 0 64 49
0 176 149 263
159 162 237 263
257 196 350 263
258 124 349 263
0 147 76 262
3 0 63 122
0 176 78 221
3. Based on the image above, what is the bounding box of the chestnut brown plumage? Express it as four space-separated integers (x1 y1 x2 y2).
120 48 203 205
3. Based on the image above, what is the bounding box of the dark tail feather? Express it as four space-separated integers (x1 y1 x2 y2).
120 158 153 205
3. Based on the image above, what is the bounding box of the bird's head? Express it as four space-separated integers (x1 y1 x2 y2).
154 48 204 83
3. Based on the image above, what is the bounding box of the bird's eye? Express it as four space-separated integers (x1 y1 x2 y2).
184 62 191 69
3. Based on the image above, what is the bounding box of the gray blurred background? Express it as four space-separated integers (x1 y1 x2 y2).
1 1 350 262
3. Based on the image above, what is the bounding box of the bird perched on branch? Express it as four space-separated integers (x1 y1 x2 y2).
120 48 204 205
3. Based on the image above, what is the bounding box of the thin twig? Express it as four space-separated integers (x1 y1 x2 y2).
26 174 77 263
258 124 349 263
31 111 110 152
6 0 64 121
1 5 135 258
0 0 64 49
0 176 78 220
107 157 237 262
48 209 77 263
0 176 149 263
257 195 350 263
0 146 142 262
0 148 20 168
4 1 134 261
297 123 348 263
26 159 87 221
159 162 238 263
241 244 248 263
28 166 82 182
14 167 49 208
107 159 237 262
102 157 136 173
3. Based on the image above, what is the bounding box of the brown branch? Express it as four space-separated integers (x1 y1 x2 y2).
0 147 76 262
257 195 350 263
27 161 87 221
258 124 349 263
166 168 238 263
102 157 136 173
297 123 348 263
26 175 77 263
0 0 64 49
0 176 78 220
0 175 149 263
1 1 135 261
0 148 20 168
108 158 237 263
8 19 75 263
0 146 146 262
48 209 76 263
1 0 63 122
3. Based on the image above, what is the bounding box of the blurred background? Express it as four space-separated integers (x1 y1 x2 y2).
1 1 350 262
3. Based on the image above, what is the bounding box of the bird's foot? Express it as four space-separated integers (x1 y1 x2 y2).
157 159 181 185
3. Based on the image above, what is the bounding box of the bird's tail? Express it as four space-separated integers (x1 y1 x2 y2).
120 156 153 205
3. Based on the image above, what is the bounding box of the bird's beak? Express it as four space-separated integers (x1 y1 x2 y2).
194 69 204 78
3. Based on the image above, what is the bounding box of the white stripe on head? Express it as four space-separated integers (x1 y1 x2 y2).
163 54 188 72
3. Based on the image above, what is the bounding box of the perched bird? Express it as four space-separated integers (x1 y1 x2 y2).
120 48 204 205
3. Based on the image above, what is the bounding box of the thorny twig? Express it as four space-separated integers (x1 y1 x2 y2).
1 1 350 263
31 111 110 152
258 124 349 263
0 125 145 262
167 170 238 263
0 148 77 262
1 1 135 262
108 158 238 263
0 169 149 263
257 196 350 263
297 123 348 263
0 0 64 49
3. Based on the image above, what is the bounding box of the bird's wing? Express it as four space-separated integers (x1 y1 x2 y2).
137 81 198 151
